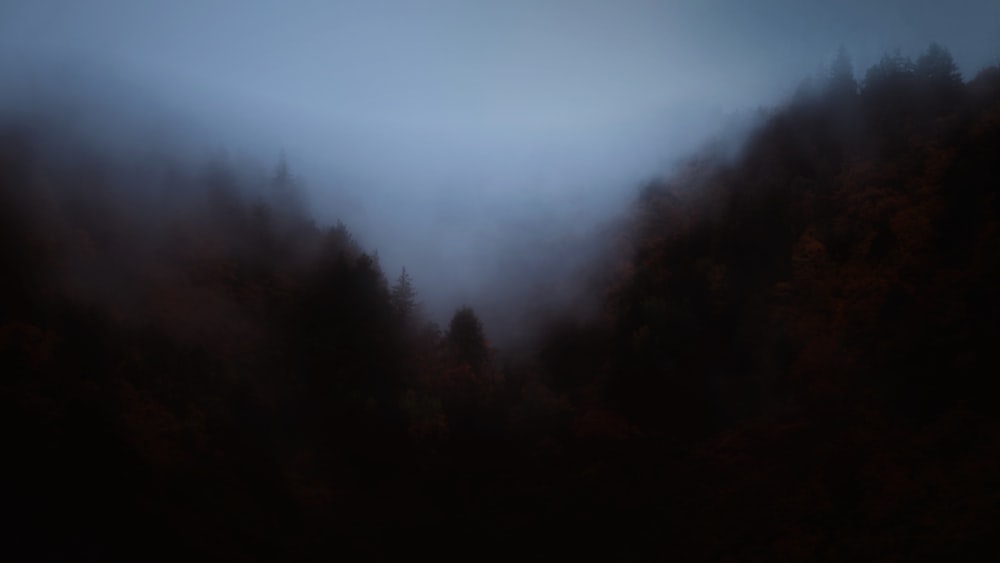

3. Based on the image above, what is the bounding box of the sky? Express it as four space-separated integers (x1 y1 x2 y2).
2 0 999 341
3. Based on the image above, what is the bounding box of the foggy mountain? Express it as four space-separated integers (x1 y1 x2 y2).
3 1 1000 561
4 1 998 338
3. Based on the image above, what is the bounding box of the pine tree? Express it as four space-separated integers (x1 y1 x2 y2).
915 42 962 86
915 42 963 111
827 45 858 99
391 267 418 322
447 306 489 373
270 152 304 216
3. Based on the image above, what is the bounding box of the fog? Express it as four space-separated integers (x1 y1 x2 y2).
2 0 998 344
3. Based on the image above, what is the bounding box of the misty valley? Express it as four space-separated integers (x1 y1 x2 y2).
3 32 1000 563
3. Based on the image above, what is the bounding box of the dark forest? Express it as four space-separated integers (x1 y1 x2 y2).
3 43 1000 561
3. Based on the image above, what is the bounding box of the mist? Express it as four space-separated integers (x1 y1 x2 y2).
3 0 999 343
7 2 1000 560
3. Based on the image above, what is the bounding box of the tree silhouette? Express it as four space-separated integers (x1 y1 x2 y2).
390 267 418 323
447 306 489 374
269 152 305 216
915 42 962 86
862 50 915 96
861 50 917 139
827 45 858 100
915 42 963 111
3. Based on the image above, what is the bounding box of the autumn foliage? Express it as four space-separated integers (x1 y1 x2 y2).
2 44 999 561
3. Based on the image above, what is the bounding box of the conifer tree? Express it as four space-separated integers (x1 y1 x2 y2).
391 267 418 322
448 306 489 373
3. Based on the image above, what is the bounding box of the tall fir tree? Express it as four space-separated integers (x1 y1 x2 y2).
391 267 418 322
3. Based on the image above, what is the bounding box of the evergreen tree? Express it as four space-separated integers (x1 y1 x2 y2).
915 42 962 86
862 49 915 95
270 152 305 216
827 45 858 99
861 50 917 133
915 42 963 111
391 267 418 322
447 306 489 374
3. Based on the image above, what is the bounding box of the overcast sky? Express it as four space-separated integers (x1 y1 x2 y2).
4 1 998 125
2 0 999 337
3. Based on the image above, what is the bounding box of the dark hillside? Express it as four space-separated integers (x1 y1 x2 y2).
2 44 1000 561
532 45 1000 560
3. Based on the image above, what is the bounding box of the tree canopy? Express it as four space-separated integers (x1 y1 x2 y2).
447 305 489 373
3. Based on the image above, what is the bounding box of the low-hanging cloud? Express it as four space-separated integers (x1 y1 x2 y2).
2 0 998 343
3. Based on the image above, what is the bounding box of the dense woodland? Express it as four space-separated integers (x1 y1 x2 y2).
2 44 1000 561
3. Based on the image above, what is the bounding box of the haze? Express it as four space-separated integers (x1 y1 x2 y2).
2 0 998 342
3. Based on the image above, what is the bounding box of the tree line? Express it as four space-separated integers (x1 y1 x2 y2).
2 41 999 560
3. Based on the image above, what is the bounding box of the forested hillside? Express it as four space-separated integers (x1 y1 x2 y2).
2 44 999 561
